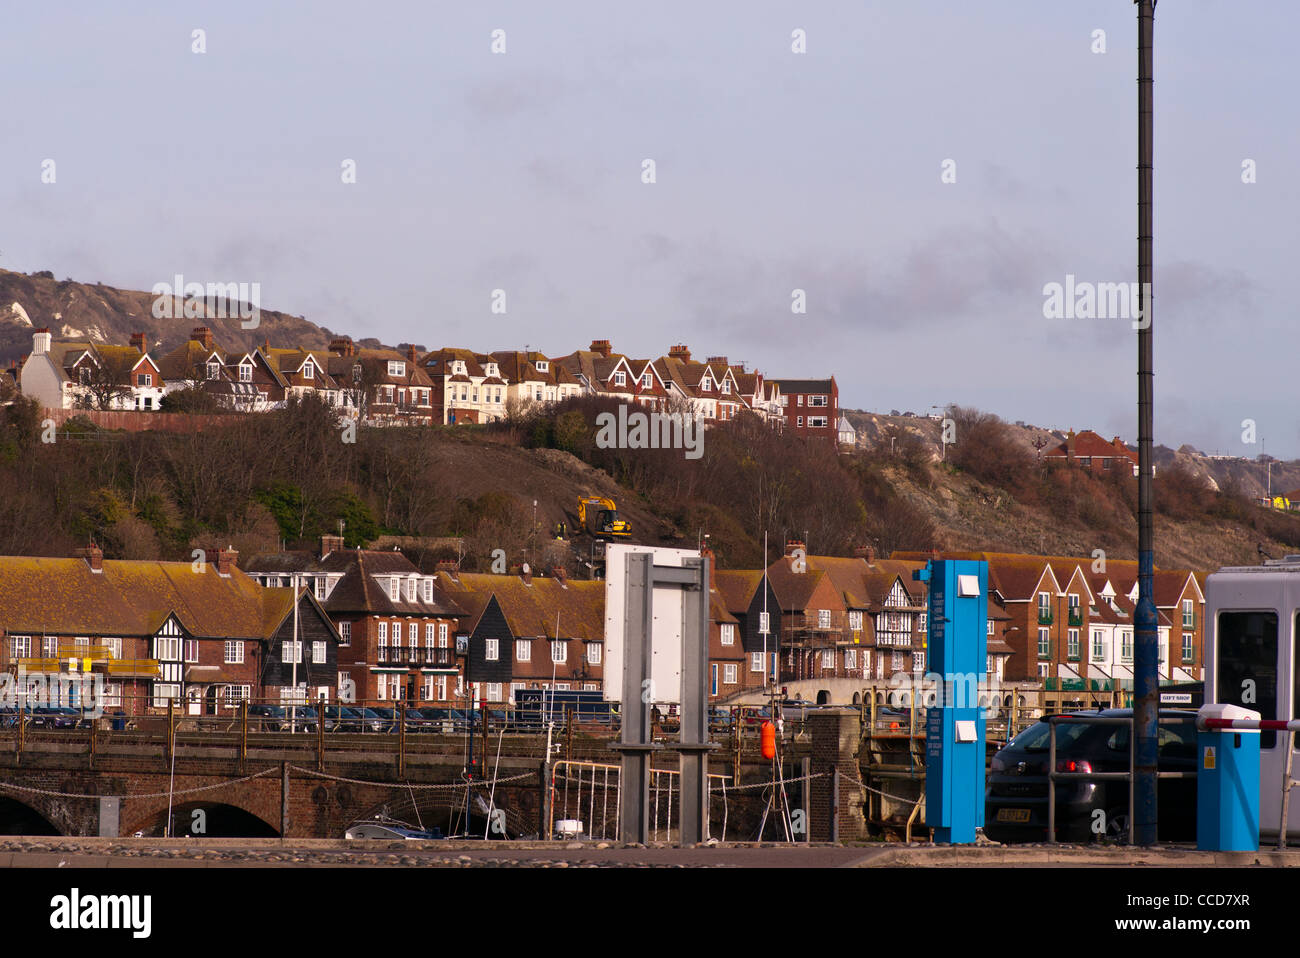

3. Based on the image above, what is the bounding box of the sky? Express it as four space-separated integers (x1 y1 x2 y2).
2 1 1296 456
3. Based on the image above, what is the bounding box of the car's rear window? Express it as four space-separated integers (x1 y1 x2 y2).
1011 720 1091 752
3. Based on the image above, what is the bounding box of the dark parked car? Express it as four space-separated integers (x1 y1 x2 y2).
247 705 288 731
984 709 1198 844
32 706 88 729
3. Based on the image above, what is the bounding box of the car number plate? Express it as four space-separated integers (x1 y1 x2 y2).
996 808 1030 823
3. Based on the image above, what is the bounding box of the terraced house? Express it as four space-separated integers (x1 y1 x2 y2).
0 546 340 716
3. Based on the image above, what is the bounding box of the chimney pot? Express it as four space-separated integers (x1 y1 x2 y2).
785 539 805 557
76 544 104 572
406 344 417 365
32 329 52 356
589 339 612 358
668 344 691 361
130 332 147 354
216 546 238 576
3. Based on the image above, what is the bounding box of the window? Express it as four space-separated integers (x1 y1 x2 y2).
517 640 531 661
808 416 828 428
723 664 738 685
41 636 57 657
393 620 402 639
1092 630 1105 660
551 641 567 663
388 361 405 377
206 362 219 380
153 684 181 708
407 623 417 642
339 622 351 646
103 637 122 659
809 395 827 407
388 578 399 600
238 362 253 382
587 643 601 665
485 639 499 661
439 623 449 647
721 380 730 394
282 640 302 664
10 635 30 658
720 624 735 646
818 609 831 629
891 651 903 672
759 612 770 634
797 416 804 427
155 636 180 660
422 623 433 643
313 641 327 663
821 649 835 670
849 611 863 631
1121 631 1133 663
1182 632 1194 663
1182 599 1194 628
583 682 598 692
913 652 925 672
1067 629 1080 659
919 612 928 634
642 374 652 388
1038 592 1051 612
224 641 244 664
701 378 711 392
486 683 502 702
102 683 122 708
405 578 416 602
303 360 315 379
1038 664 1050 679
797 395 804 406
1037 628 1050 658
314 577 326 600
845 648 857 671
423 579 433 602
377 622 387 642
140 373 152 387
751 652 763 673
987 619 995 636
613 371 626 386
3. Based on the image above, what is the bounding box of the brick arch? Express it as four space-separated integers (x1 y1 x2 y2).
126 800 281 838
120 774 282 838
0 792 64 835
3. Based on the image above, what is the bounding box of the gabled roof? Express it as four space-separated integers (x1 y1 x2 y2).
244 550 464 617
435 572 606 641
0 556 286 640
1045 430 1139 464
713 570 767 615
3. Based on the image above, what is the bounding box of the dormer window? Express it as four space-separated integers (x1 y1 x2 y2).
486 364 497 376
388 361 405 377
721 380 730 394
613 371 626 387
701 378 712 392
454 361 465 375
388 577 399 601
405 577 417 602
642 374 652 389
239 362 253 382
206 362 220 380
352 363 362 383
303 360 315 379
422 578 433 602
535 360 548 372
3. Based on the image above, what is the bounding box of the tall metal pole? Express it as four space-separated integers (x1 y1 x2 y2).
1133 0 1159 847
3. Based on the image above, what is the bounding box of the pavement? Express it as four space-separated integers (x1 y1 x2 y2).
1 836 1298 867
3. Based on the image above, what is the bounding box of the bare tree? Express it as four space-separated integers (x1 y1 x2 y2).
78 349 138 410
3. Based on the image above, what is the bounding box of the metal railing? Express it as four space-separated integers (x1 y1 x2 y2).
1046 713 1197 845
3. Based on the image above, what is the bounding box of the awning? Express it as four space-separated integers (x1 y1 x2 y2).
1172 667 1197 683
1111 664 1133 680
1087 665 1112 681
1056 663 1086 691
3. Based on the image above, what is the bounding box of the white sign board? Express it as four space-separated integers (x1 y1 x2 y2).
603 544 700 704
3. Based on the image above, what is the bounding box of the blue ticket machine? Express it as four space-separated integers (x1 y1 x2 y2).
915 560 988 844
1196 703 1260 852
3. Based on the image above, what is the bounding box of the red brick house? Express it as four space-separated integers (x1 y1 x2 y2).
1044 430 1140 477
766 377 839 442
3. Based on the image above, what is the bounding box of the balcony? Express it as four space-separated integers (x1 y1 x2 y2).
376 647 457 667
1037 609 1054 626
1067 610 1083 627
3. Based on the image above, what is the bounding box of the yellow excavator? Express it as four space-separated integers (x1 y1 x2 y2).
577 496 632 540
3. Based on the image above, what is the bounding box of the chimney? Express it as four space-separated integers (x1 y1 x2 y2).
328 337 354 357
522 564 533 586
216 546 238 577
32 328 52 356
589 339 612 358
76 544 103 573
191 327 214 350
854 545 876 563
320 534 345 559
435 558 459 577
552 565 567 585
406 344 417 365
130 332 147 354
263 338 270 352
785 539 805 558
1066 429 1076 459
706 356 728 366
668 344 691 361
699 545 717 590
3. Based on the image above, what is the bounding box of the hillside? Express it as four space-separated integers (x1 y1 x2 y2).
0 268 375 366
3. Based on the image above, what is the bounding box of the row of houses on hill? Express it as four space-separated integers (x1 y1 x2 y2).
9 328 845 444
